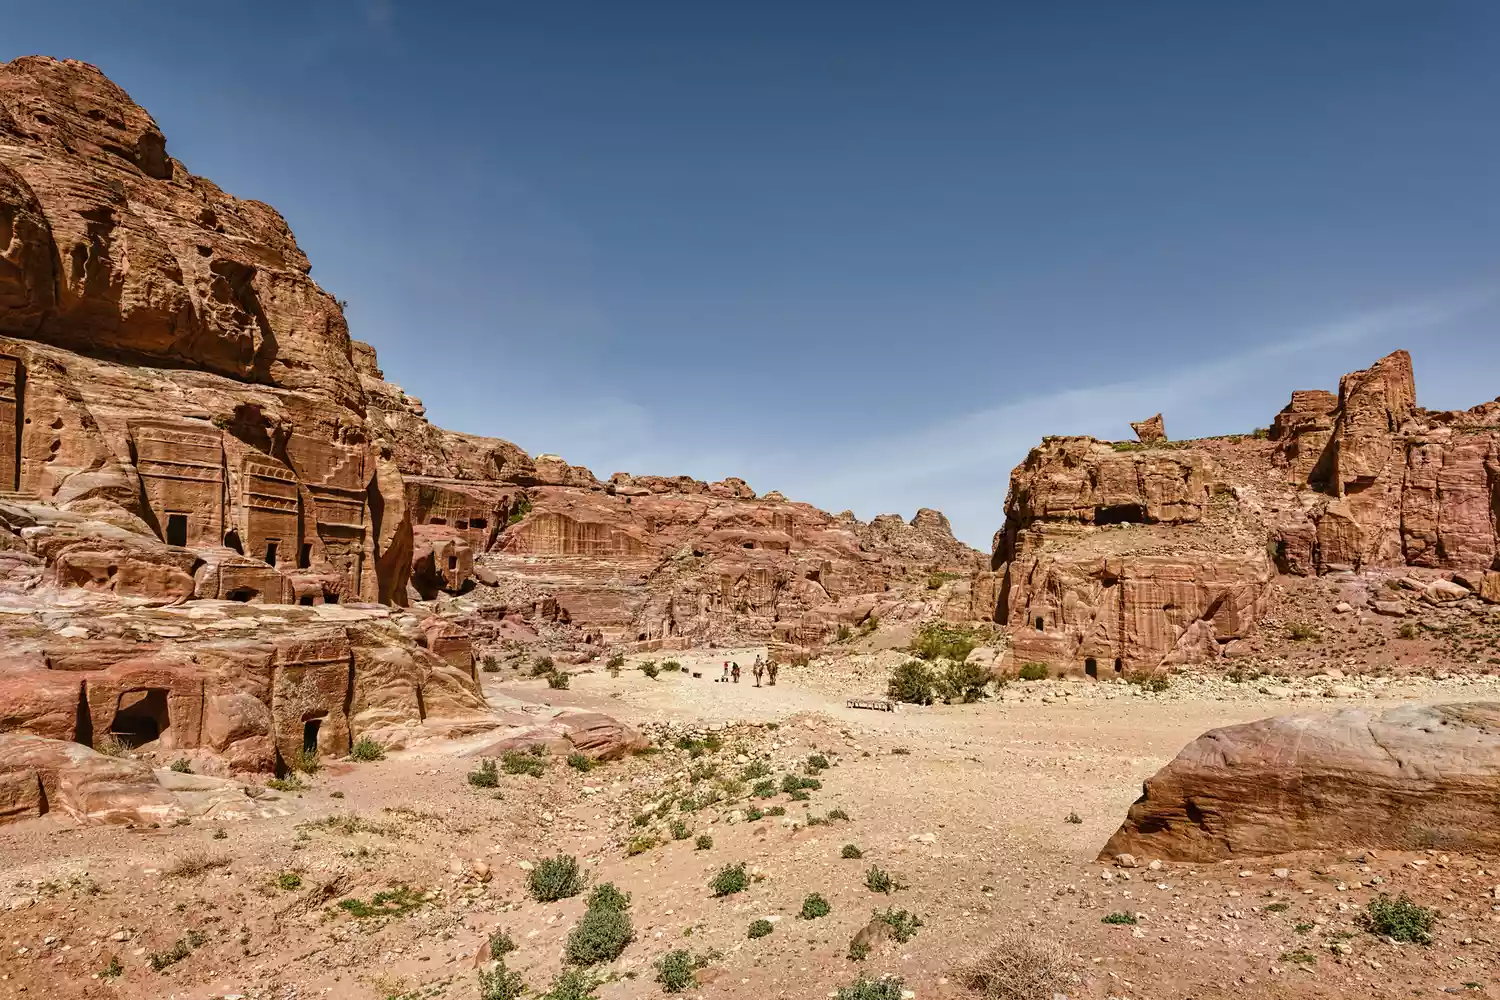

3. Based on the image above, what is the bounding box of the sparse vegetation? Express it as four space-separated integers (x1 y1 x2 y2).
547 669 572 689
864 866 904 894
748 918 773 939
501 749 548 777
639 660 661 680
799 893 832 919
1361 893 1436 944
670 819 690 840
955 933 1071 1000
626 835 659 857
607 651 626 672
781 773 821 793
709 862 750 897
529 854 585 902
267 773 308 792
479 960 527 1000
531 655 556 676
566 882 634 965
1130 673 1172 693
567 752 595 772
94 734 129 757
835 974 905 1000
467 758 499 788
482 653 501 672
1279 948 1317 966
539 968 601 1000
489 929 517 958
836 623 853 642
806 753 830 773
148 929 206 971
507 496 533 526
1064 811 1082 824
169 757 192 773
938 659 992 703
827 807 850 821
276 871 302 890
349 736 386 762
847 938 871 962
164 851 230 880
695 834 713 850
1286 621 1321 642
1018 662 1049 681
99 955 123 978
909 621 983 661
295 748 321 774
337 885 424 919
842 843 863 859
887 660 936 705
1398 621 1419 640
661 659 682 672
1102 911 1137 925
875 907 923 942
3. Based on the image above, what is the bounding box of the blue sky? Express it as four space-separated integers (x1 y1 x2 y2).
6 1 1500 546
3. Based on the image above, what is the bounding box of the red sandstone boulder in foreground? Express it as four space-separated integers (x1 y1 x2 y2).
1100 702 1500 862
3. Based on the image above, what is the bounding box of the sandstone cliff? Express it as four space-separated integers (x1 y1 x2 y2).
992 350 1500 678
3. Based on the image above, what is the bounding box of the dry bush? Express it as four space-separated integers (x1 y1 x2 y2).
955 932 1071 1000
163 851 231 880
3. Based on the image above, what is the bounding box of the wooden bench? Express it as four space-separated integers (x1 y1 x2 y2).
846 698 896 712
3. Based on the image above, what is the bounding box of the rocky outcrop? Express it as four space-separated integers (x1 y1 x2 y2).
1100 702 1500 861
1130 414 1166 444
990 350 1500 674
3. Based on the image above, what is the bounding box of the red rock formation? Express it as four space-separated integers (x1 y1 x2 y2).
991 350 1500 673
1130 413 1166 443
1100 702 1500 861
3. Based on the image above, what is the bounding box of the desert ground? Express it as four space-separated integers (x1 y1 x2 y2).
3 644 1496 1000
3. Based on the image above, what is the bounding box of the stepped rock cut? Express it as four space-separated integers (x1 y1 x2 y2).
1100 702 1500 861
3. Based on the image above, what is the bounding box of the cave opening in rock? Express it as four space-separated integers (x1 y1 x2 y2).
111 688 169 748
1114 658 1124 673
223 529 243 554
166 513 188 547
299 595 315 606
429 516 446 525
456 519 468 530
264 540 279 566
302 716 322 754
470 517 487 530
1035 617 1045 631
1085 657 1098 678
447 555 457 571
225 587 256 602
324 590 340 605
299 543 312 569
1095 503 1148 526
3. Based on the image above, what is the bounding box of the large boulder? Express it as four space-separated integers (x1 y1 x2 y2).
1100 702 1500 861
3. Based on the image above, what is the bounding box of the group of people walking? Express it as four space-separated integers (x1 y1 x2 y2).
719 654 777 686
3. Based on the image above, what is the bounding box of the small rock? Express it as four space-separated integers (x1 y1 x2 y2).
1114 853 1138 869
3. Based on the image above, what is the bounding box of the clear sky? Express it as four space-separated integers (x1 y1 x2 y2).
6 1 1500 546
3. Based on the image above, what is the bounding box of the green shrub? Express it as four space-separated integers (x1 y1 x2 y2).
468 759 499 788
827 807 850 821
909 621 982 661
1102 911 1137 925
626 836 658 857
655 949 702 993
781 773 820 793
607 651 626 670
1265 902 1290 913
538 968 600 1000
767 805 786 816
531 655 556 676
567 753 595 772
489 929 517 958
789 788 810 801
805 753 830 773
587 882 631 911
847 938 871 962
268 773 308 792
836 623 853 642
507 496 533 526
887 660 936 705
639 660 660 679
481 654 500 673
695 834 713 851
709 863 749 897
337 885 424 918
169 757 192 773
1279 948 1317 966
502 750 547 777
547 670 572 690
277 872 302 890
1018 662 1049 681
1286 621 1320 642
1398 622 1419 640
670 819 690 841
661 660 682 672
744 806 765 821
528 855 585 902
751 779 777 798
875 907 922 942
1361 893 1436 943
1129 673 1171 693
479 961 527 1000
799 893 831 919
938 659 991 703
741 759 771 780
835 975 905 1000
566 903 633 965
748 918 773 939
295 748 321 774
99 955 123 978
349 737 386 762
842 844 863 859
864 866 904 894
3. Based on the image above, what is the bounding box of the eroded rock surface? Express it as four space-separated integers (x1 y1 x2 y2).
1100 702 1500 861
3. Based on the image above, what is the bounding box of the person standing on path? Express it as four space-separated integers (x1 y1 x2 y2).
752 657 764 687
721 662 730 683
767 660 778 686
731 661 741 684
